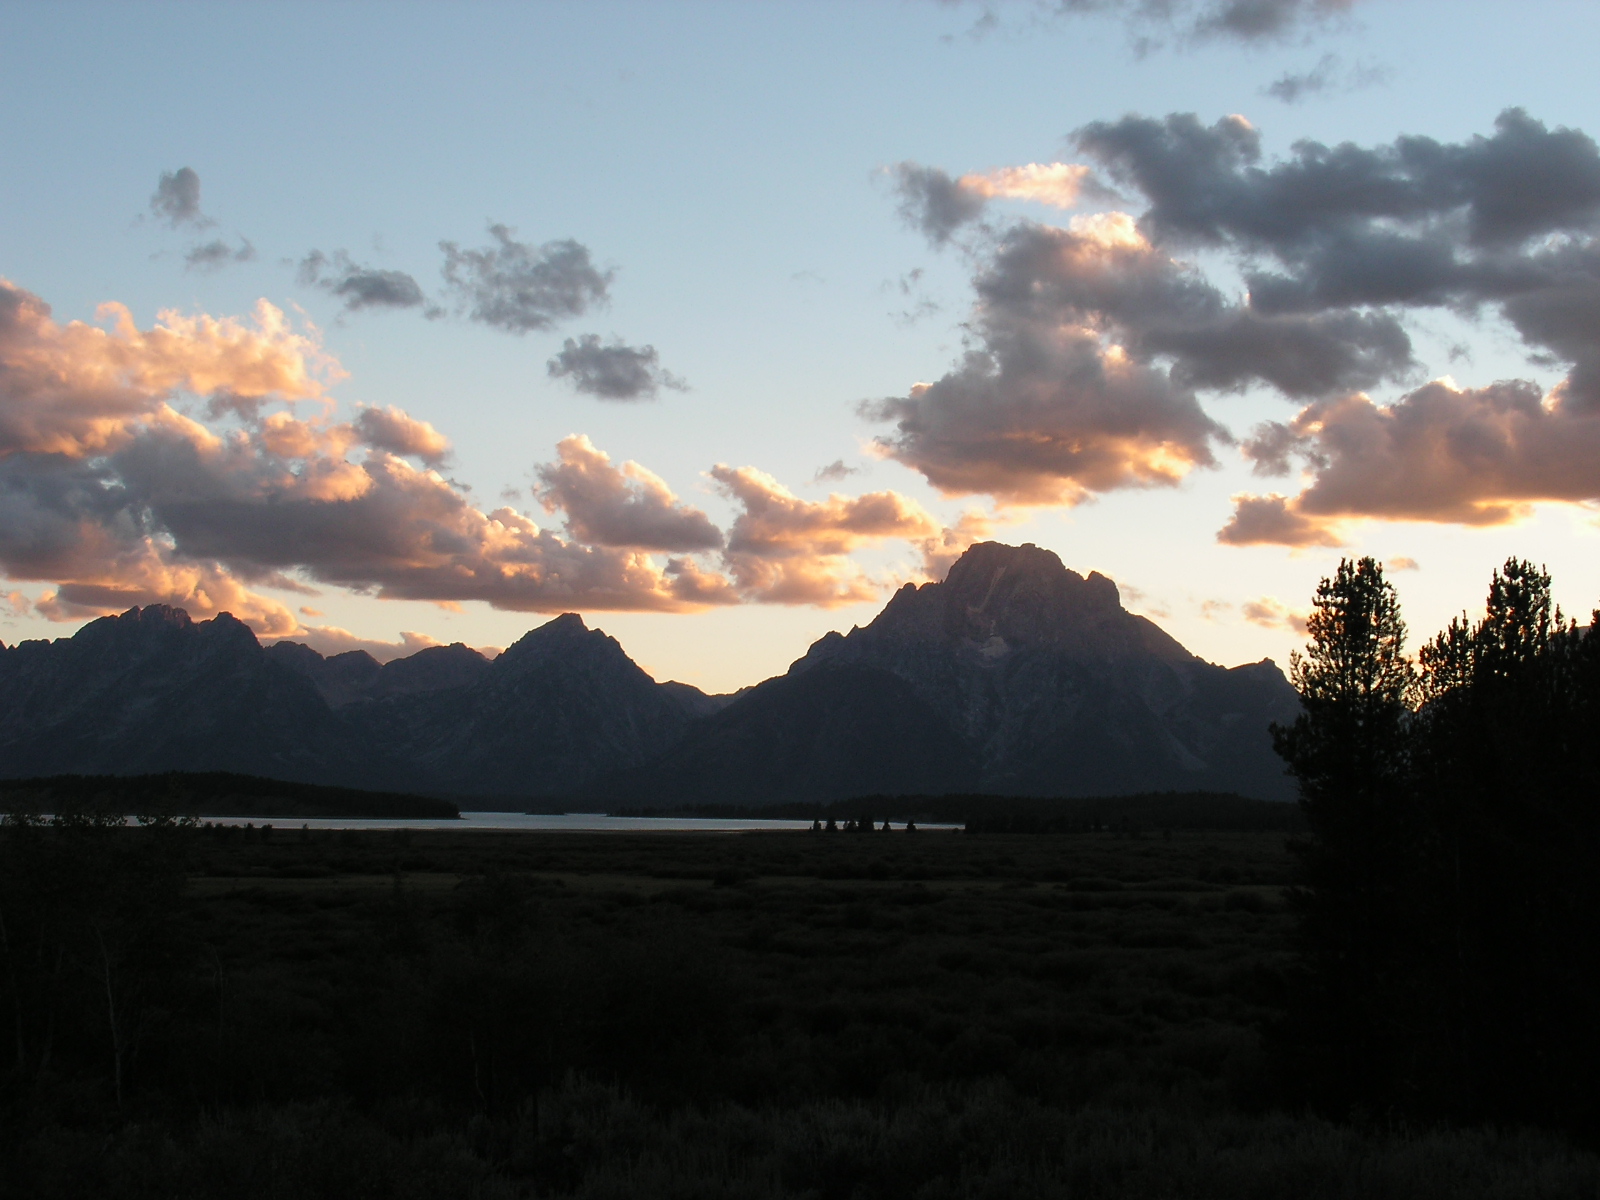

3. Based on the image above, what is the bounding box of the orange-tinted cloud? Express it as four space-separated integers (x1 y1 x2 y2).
1217 493 1343 547
535 434 723 551
353 405 451 465
1241 596 1310 635
957 163 1098 208
865 207 1411 505
30 551 301 634
1 282 990 628
1222 378 1600 543
0 280 336 460
710 465 940 605
269 625 448 663
868 331 1223 506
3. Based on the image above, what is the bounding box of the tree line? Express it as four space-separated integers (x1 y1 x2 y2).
1275 556 1600 1132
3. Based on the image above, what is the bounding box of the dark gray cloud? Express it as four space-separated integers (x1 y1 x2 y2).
1264 53 1339 103
951 0 1360 48
150 167 210 229
890 163 989 246
1182 0 1355 43
814 460 859 483
440 225 611 334
298 250 428 313
1263 54 1388 104
977 219 1414 398
546 334 687 401
1074 108 1600 405
185 238 256 272
1077 108 1600 255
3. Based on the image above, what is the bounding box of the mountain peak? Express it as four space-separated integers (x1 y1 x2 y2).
118 603 194 630
500 612 617 667
886 541 1125 648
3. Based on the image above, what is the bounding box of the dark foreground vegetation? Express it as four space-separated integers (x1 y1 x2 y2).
0 771 459 820
1275 556 1600 1133
4 817 1599 1198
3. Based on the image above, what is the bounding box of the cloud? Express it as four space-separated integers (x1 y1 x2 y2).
891 159 1115 248
1264 53 1338 103
710 465 940 605
949 0 1361 49
0 279 337 460
870 193 1415 502
150 167 211 229
962 162 1113 208
299 250 428 313
917 509 997 581
0 280 999 627
109 423 726 615
1182 0 1357 44
0 281 737 631
1241 595 1309 634
1264 53 1387 104
1076 108 1600 400
185 238 256 272
440 224 611 333
351 405 451 466
1223 378 1600 541
814 460 858 483
1077 107 1600 252
866 217 1255 505
1217 493 1343 547
890 163 990 247
3 590 29 618
883 109 1600 536
546 334 687 401
534 434 723 552
1387 555 1419 571
267 625 447 664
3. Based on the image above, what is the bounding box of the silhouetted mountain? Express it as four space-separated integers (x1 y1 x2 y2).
0 543 1298 804
340 613 704 797
0 606 375 787
266 640 494 706
595 543 1299 804
0 606 714 798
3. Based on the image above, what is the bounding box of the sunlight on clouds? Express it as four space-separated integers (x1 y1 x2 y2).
958 163 1095 208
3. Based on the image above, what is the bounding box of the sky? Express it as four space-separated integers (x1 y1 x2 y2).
3 0 1600 693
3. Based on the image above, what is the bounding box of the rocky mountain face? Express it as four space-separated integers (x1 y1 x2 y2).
0 606 708 798
0 606 373 786
596 543 1299 804
0 543 1300 803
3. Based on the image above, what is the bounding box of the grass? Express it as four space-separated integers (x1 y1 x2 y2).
7 824 1598 1198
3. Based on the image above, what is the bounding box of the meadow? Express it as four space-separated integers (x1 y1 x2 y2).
5 821 1599 1198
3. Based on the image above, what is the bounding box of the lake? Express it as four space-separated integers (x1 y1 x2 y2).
201 812 934 832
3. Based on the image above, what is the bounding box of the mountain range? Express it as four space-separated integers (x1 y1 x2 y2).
0 543 1300 804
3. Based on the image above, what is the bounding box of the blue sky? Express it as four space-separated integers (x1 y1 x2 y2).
4 0 1600 691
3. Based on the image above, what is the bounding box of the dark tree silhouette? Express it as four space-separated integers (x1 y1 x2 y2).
1278 556 1600 1131
1272 557 1418 1109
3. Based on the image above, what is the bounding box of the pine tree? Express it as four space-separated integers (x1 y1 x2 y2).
1273 557 1417 1110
